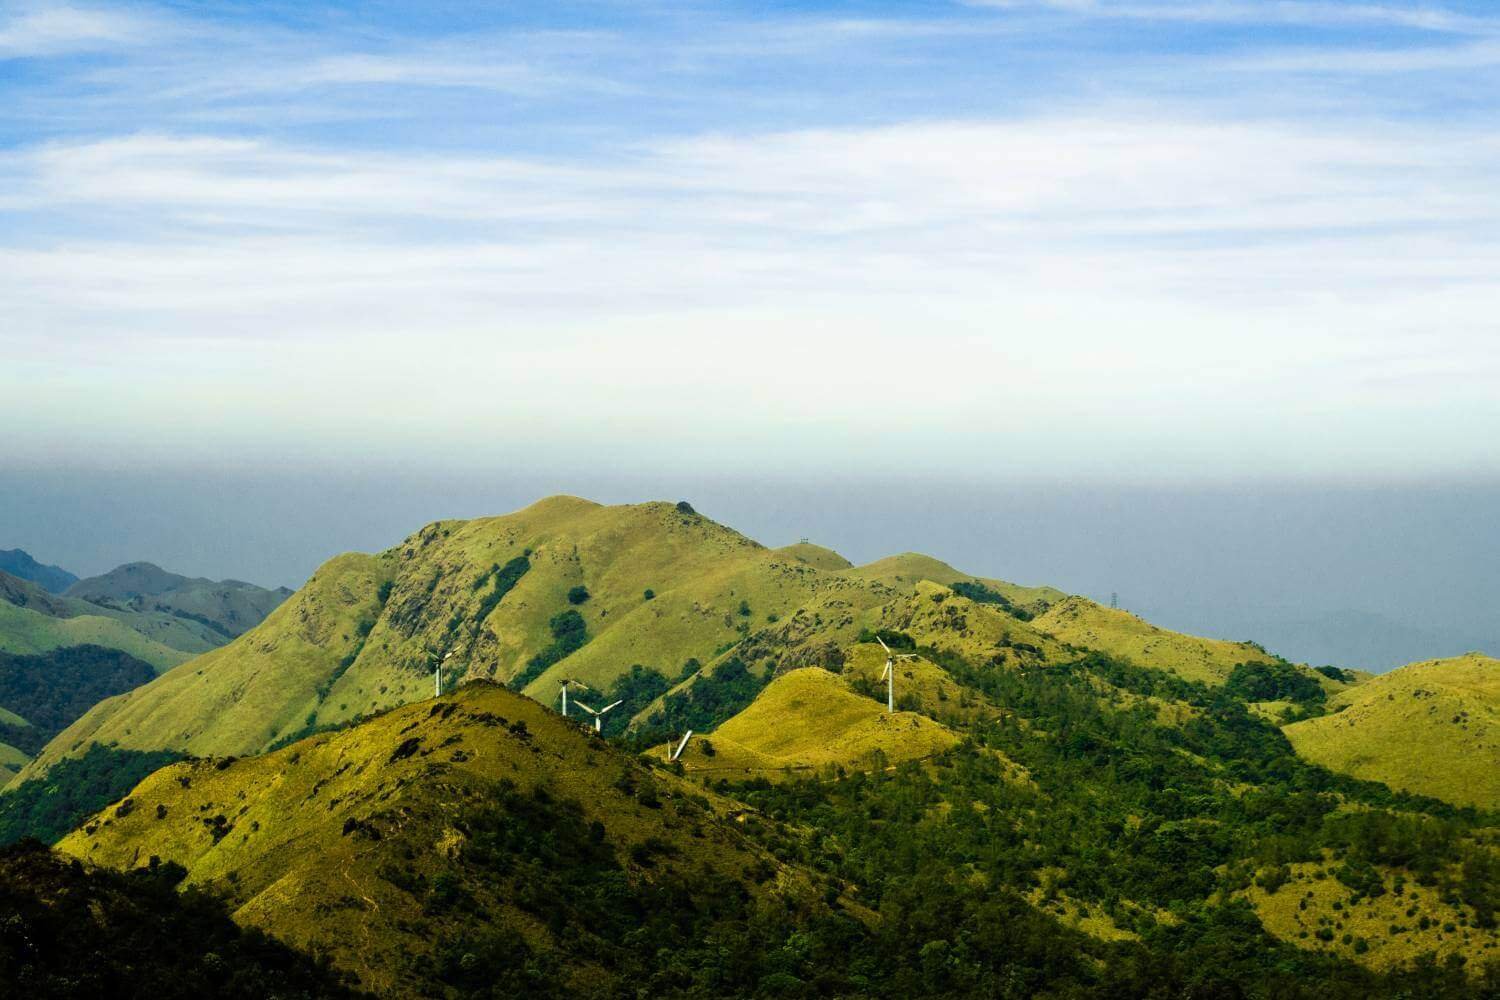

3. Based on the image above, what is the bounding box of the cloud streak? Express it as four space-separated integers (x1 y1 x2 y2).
2 1 1498 478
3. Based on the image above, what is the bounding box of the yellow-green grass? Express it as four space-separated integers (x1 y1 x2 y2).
773 542 853 571
1242 857 1499 973
872 581 1069 668
1025 887 1159 944
1034 596 1280 686
1 568 228 661
841 641 999 725
0 600 195 672
659 667 960 781
16 551 394 782
58 681 819 996
1283 653 1500 809
847 553 1065 612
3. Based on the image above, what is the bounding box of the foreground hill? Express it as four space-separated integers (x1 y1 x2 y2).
23 497 1059 780
66 562 291 639
0 548 77 594
1284 653 1500 809
0 838 358 998
58 681 841 996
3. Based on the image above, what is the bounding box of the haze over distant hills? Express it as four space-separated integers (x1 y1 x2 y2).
0 549 77 595
0 553 293 783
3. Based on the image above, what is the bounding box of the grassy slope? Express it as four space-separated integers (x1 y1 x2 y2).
847 552 1065 611
0 568 223 663
0 741 28 783
17 552 392 781
1034 595 1285 686
661 666 961 779
1283 653 1500 809
27 494 1384 794
0 600 196 672
40 498 1023 775
57 681 820 996
773 541 853 571
1243 855 1500 972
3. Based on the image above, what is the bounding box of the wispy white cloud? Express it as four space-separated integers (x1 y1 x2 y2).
0 2 159 58
2 113 1497 475
964 1 1500 35
3 2 1499 478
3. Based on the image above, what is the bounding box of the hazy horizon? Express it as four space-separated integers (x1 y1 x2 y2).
3 466 1495 672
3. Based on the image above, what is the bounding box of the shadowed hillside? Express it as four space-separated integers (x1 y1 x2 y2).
0 838 359 998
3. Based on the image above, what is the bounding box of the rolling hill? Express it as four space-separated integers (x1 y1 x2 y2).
0 569 222 669
659 666 962 780
1035 595 1302 687
22 497 1060 781
1283 653 1500 810
57 681 838 996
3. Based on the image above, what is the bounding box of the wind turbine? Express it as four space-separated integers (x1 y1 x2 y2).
559 678 579 717
669 730 694 762
574 699 623 734
875 636 916 714
435 651 452 699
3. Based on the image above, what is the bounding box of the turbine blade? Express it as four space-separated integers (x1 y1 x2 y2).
875 636 891 653
600 700 623 713
575 701 598 714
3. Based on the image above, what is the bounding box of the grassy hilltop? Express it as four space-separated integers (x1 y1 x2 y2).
1285 653 1500 809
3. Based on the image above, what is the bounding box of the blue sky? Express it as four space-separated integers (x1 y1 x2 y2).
2 0 1499 481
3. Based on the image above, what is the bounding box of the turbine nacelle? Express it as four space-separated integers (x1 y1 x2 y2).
574 698 623 733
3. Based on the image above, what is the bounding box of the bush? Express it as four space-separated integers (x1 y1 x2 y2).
567 585 591 605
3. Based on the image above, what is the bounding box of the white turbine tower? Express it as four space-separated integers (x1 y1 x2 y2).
574 699 623 734
875 636 916 714
669 730 694 762
435 651 452 699
559 678 576 717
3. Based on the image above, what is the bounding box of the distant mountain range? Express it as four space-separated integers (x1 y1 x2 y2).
65 561 293 639
0 548 78 595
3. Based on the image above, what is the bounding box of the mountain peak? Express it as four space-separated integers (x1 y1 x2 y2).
0 549 78 595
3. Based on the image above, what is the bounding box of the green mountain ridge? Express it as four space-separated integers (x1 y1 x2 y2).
17 497 1061 782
